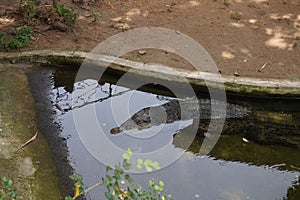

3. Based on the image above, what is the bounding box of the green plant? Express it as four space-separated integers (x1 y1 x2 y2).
247 2 257 8
65 148 172 200
89 10 101 22
257 9 266 16
132 54 142 62
0 32 4 45
57 4 79 26
67 46 78 52
223 0 230 7
286 74 300 81
0 177 18 200
1 25 31 50
20 0 41 19
165 2 176 12
230 12 243 21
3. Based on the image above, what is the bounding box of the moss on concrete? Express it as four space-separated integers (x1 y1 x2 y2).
0 67 62 199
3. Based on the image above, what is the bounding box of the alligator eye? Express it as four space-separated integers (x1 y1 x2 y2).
110 127 121 134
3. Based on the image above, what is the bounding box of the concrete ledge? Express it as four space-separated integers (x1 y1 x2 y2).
0 50 300 97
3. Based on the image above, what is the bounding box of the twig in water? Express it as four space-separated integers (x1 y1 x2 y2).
15 131 38 153
269 163 286 169
55 103 64 112
291 165 300 170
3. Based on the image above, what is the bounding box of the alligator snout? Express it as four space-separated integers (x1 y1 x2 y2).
110 127 122 134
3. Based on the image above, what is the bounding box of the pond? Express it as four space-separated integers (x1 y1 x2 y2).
28 65 300 200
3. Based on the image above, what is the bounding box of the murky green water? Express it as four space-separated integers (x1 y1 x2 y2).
42 66 300 199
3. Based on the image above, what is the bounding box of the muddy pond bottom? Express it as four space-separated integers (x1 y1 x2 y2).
30 66 300 200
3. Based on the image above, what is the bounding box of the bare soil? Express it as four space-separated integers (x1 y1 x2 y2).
1 0 300 79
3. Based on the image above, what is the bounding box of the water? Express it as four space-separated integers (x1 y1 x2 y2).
48 67 300 199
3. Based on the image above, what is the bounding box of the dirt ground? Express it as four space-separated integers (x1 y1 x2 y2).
0 0 300 79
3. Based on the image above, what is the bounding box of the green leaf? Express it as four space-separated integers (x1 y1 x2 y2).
112 182 121 194
136 159 143 169
159 181 164 187
69 174 79 181
106 175 112 182
144 159 154 172
135 184 142 192
104 191 115 200
123 147 133 160
1 176 8 186
154 184 163 192
125 174 134 186
138 191 149 197
152 161 160 170
126 147 133 156
122 159 132 170
106 166 113 172
145 165 153 172
122 153 131 160
148 179 154 187
162 194 172 200
127 187 137 199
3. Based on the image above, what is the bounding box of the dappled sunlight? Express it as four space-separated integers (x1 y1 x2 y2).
178 0 200 9
294 15 300 31
113 7 149 22
222 51 235 59
248 19 257 24
291 0 300 6
142 10 149 17
265 37 288 49
0 17 14 28
120 8 146 22
265 27 273 35
249 0 269 3
264 12 300 50
230 22 245 28
264 26 295 50
221 44 236 59
110 16 123 22
239 48 252 57
188 0 200 7
247 19 259 29
225 0 243 3
110 8 147 30
269 13 293 21
126 8 141 20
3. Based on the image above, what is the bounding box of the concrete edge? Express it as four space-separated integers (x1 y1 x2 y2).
0 50 300 97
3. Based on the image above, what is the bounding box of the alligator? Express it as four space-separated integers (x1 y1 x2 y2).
110 97 250 134
110 97 299 147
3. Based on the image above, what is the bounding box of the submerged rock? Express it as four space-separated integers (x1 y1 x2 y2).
17 157 36 177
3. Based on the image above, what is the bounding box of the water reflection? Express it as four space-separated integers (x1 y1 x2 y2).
50 67 300 199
